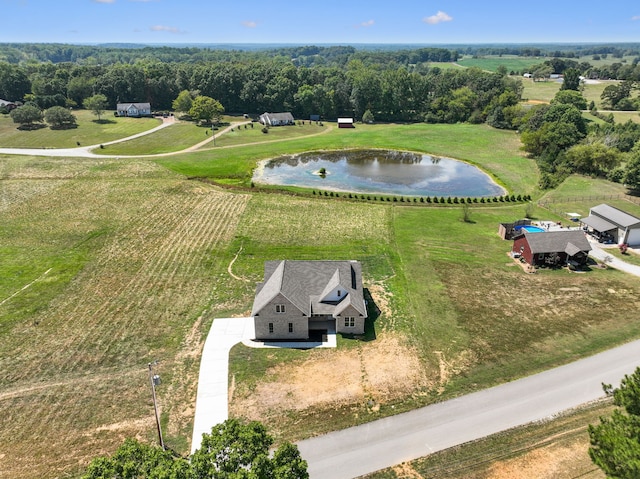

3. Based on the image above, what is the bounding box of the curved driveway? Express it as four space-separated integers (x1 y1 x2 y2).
0 117 244 158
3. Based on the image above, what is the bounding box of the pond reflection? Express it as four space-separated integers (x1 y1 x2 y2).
253 149 505 197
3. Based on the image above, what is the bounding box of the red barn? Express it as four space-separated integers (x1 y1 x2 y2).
338 118 354 128
513 230 591 268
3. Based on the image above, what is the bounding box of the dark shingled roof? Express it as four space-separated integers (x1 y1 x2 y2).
252 260 366 318
523 230 592 255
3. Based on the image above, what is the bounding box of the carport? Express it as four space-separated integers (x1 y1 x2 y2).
581 215 617 243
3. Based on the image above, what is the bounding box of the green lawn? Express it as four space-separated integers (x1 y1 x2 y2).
158 123 538 196
96 121 208 155
521 78 620 109
0 110 161 148
457 55 543 73
538 175 640 221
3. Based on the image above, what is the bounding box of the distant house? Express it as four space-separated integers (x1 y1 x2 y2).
338 118 354 128
116 102 152 117
0 99 17 111
251 260 367 340
512 230 591 267
259 112 295 126
581 204 640 245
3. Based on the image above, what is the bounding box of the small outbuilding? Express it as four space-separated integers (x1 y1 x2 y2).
0 98 17 111
259 112 295 126
581 204 640 245
338 118 354 128
513 230 591 268
116 102 152 117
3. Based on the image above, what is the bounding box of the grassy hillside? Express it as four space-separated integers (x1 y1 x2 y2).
2 122 640 478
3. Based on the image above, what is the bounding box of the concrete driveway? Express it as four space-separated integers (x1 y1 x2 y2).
588 240 640 277
190 317 254 454
190 317 336 454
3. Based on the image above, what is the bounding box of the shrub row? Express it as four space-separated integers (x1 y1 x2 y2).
310 191 531 204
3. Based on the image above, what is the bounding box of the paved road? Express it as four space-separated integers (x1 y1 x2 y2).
297 339 640 479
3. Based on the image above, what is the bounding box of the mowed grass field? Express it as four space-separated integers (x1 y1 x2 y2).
0 110 161 148
2 120 640 478
456 55 543 73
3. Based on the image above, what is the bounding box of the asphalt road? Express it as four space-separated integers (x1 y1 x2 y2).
297 339 640 479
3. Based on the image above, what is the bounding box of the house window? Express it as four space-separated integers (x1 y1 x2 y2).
268 323 274 334
344 317 355 328
288 323 293 333
538 254 545 260
275 304 285 313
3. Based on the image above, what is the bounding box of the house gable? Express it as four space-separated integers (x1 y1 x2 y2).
252 260 367 340
513 231 591 267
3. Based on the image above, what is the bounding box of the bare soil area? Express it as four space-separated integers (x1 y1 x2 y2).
230 332 431 420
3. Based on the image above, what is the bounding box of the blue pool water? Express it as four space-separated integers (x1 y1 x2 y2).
515 225 545 233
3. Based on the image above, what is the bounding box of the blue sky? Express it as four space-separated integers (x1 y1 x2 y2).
2 0 640 45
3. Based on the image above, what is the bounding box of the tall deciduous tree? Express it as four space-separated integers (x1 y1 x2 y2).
83 93 108 121
589 367 640 478
623 147 640 192
560 68 582 91
189 95 224 125
172 89 194 114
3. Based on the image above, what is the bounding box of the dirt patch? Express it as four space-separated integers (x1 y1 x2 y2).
392 462 423 478
230 333 429 420
486 441 602 479
434 350 477 394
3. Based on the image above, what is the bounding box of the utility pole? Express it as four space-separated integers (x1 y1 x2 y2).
148 361 165 450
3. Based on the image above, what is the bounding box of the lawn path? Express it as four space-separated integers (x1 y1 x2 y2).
0 120 333 158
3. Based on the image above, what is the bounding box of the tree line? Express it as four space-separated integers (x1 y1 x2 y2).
0 56 521 123
487 76 640 191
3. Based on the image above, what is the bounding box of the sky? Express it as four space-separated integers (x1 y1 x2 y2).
2 0 640 45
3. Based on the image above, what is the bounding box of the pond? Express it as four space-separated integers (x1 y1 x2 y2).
253 149 505 197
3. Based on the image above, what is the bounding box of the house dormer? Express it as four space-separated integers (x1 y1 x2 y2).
319 269 347 303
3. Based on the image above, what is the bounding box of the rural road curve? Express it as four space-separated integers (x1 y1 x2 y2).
297 339 640 479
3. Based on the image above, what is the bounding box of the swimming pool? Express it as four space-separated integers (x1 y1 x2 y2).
514 225 545 233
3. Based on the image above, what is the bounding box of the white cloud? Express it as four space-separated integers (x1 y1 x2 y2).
93 0 115 4
423 11 453 25
242 21 258 28
632 15 640 21
360 20 374 27
150 25 185 34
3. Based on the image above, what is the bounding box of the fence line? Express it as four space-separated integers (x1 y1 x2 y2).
537 194 640 218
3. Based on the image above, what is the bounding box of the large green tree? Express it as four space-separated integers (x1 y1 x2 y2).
189 95 224 125
589 367 640 478
9 103 43 129
44 106 77 129
82 419 308 479
83 93 109 121
623 147 640 191
172 89 194 114
560 68 582 91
